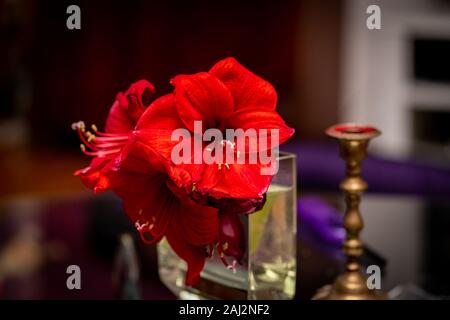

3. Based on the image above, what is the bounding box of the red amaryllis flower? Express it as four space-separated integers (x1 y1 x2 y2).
72 80 155 192
130 57 294 267
73 58 295 285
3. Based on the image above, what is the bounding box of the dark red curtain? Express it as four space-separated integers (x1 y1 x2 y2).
26 0 301 146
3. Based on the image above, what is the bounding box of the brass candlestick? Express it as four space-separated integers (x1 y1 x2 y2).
313 123 385 300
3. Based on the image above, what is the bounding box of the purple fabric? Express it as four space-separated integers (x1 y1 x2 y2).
283 141 450 196
297 197 344 258
298 197 344 246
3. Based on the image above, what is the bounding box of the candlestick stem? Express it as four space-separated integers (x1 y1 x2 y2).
313 124 385 300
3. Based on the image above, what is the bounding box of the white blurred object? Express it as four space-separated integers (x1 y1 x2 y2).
0 224 44 279
341 0 450 162
389 284 438 300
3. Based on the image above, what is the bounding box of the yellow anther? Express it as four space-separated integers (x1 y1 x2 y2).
218 164 222 170
86 131 95 142
78 121 85 132
224 163 230 170
192 184 196 192
80 144 86 151
222 242 229 251
91 124 98 132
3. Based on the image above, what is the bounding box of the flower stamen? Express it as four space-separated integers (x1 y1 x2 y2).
72 121 129 158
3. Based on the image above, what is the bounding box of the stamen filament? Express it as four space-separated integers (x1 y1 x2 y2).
80 145 122 157
92 141 128 149
92 135 129 142
76 128 100 150
73 121 128 158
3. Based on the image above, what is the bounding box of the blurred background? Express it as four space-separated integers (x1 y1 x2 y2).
1 0 450 299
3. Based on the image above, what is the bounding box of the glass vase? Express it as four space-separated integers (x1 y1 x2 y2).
157 152 297 300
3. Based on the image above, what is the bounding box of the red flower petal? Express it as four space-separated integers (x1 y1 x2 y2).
105 80 155 134
105 99 136 134
134 94 185 162
225 107 295 153
165 223 207 287
166 181 219 246
165 182 219 286
172 72 234 132
113 173 174 243
135 94 205 188
75 156 121 193
196 162 273 199
124 79 155 108
136 94 184 131
74 158 106 189
209 57 277 111
116 139 165 175
167 159 204 192
209 193 266 215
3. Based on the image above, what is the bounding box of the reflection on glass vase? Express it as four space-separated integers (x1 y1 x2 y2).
157 152 297 300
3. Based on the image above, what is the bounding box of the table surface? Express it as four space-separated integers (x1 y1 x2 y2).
0 191 449 299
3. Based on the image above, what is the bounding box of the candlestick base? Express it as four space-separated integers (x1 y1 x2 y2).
313 270 386 300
